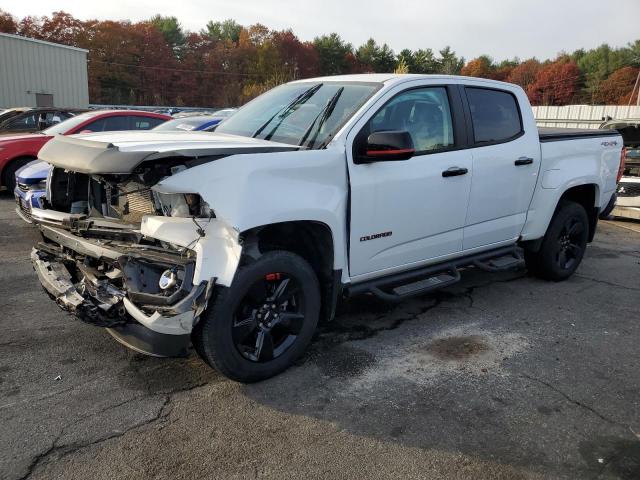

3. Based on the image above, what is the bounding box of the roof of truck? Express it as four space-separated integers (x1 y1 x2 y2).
290 73 516 88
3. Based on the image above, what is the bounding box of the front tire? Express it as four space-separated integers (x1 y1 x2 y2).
193 250 320 382
3 157 33 192
525 200 589 281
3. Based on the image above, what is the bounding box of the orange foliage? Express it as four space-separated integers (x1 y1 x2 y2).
527 60 581 106
594 66 640 105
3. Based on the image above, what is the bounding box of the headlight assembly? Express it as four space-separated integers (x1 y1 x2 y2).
154 191 214 218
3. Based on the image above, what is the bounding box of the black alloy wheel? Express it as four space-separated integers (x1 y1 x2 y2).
192 250 320 382
232 274 305 362
555 217 586 271
524 200 589 281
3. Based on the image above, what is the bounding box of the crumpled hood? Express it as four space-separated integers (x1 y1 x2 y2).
37 131 300 174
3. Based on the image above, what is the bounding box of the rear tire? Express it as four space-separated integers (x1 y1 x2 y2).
192 250 320 382
525 200 589 281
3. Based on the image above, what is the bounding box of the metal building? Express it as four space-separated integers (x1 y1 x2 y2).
533 105 640 129
0 32 89 109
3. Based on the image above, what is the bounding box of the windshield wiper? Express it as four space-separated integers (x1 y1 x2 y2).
298 87 344 149
252 83 323 141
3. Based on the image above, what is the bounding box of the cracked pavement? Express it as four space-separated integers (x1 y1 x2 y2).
1 196 639 480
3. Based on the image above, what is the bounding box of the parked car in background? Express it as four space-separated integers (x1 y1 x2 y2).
9 110 170 221
0 107 86 135
600 118 640 219
152 112 236 132
0 107 32 125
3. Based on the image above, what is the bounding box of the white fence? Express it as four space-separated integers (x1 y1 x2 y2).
532 105 640 130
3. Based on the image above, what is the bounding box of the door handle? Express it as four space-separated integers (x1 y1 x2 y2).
515 157 534 166
442 167 468 177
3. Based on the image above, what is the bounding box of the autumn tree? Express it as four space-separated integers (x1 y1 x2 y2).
460 56 495 78
594 66 640 105
527 60 581 106
506 59 541 91
575 43 634 102
2 8 638 109
271 30 319 79
0 9 17 33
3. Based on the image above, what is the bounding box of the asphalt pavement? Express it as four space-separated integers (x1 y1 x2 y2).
1 195 639 480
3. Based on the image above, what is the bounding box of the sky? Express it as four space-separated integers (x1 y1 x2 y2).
2 0 639 61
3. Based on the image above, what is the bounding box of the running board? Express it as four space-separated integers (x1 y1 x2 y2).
347 246 523 302
369 269 461 302
473 251 524 272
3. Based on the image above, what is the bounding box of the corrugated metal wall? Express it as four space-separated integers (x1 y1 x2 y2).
533 105 640 130
0 33 89 109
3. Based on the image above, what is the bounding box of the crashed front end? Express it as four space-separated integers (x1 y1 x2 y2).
28 135 252 357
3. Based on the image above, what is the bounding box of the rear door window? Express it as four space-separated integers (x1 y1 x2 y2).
7 113 37 130
465 87 522 144
131 116 165 130
84 116 130 132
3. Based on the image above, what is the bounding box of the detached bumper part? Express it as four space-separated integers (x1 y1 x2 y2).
31 249 85 309
30 247 212 357
106 325 191 358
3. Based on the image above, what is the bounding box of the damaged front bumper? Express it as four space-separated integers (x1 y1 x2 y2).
31 224 215 357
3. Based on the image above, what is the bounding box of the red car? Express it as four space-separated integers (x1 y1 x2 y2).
0 110 171 191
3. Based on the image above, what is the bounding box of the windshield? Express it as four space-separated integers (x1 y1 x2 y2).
153 117 215 132
216 82 381 148
43 111 99 135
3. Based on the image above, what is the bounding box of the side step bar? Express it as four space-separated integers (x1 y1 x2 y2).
347 246 524 302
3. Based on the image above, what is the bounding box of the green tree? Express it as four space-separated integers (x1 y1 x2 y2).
313 33 353 75
356 38 395 72
149 15 184 52
414 49 439 73
577 44 633 102
204 19 242 44
438 46 464 74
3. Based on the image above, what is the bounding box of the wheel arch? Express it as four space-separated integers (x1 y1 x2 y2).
1 155 38 187
241 220 341 322
521 182 600 252
557 183 599 242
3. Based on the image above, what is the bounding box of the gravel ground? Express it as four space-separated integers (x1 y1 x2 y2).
1 195 639 480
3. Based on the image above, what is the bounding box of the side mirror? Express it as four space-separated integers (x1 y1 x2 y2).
357 131 415 163
79 129 93 134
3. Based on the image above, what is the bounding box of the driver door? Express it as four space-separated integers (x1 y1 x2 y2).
347 84 473 280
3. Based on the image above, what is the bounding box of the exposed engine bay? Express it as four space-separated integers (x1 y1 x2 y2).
31 158 222 356
46 158 214 228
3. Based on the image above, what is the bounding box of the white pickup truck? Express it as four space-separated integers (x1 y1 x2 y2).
30 74 624 382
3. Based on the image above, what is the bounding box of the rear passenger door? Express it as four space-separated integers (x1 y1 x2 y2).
461 85 540 250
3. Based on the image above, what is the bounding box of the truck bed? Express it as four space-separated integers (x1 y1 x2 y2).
538 127 620 143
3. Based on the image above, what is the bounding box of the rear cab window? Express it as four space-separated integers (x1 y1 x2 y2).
465 87 523 144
